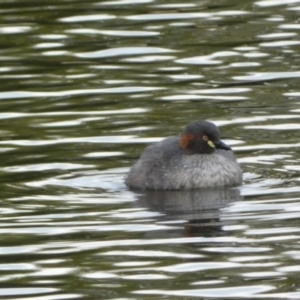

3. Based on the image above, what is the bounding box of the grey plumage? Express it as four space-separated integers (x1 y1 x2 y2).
125 136 242 190
125 137 242 190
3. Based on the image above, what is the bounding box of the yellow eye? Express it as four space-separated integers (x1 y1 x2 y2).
203 135 209 141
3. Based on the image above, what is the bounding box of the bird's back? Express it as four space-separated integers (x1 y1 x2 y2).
125 137 180 190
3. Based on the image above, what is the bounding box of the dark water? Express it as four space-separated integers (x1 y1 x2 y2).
1 0 300 299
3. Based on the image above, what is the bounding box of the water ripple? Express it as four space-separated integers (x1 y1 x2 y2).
133 285 275 298
0 87 163 100
75 46 176 58
59 14 116 22
67 28 160 37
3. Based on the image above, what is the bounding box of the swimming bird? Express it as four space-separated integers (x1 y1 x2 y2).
125 120 242 190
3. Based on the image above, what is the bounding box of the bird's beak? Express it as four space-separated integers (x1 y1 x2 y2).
207 140 215 148
214 140 231 151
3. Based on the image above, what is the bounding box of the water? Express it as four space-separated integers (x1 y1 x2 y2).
1 0 300 299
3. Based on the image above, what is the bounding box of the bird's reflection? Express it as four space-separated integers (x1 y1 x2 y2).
135 188 242 237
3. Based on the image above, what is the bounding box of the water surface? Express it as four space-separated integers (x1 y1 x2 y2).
1 0 300 299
